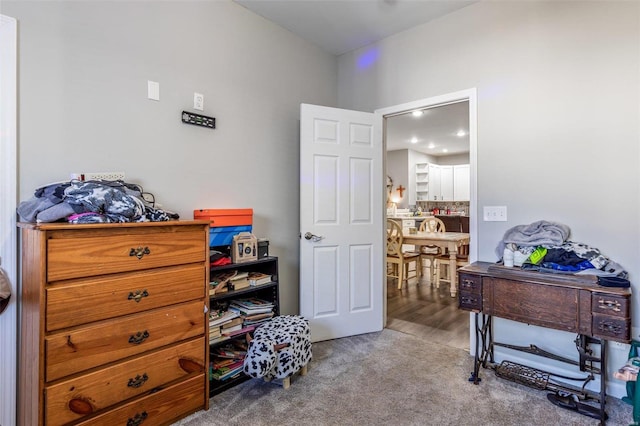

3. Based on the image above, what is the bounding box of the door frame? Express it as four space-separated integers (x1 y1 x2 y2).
0 14 18 426
375 88 478 348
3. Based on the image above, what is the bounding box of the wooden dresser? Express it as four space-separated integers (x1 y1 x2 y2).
18 221 210 426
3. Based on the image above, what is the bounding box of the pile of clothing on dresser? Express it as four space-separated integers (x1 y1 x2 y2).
496 220 628 279
17 180 179 224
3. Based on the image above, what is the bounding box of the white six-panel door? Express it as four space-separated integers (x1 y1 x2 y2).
299 104 383 342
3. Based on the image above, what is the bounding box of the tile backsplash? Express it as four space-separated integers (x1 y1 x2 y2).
416 201 470 216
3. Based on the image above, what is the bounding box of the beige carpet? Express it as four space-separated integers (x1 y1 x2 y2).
175 328 633 426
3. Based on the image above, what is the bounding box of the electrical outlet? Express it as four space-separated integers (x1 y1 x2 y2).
194 92 204 111
79 172 126 181
483 206 507 222
612 341 628 351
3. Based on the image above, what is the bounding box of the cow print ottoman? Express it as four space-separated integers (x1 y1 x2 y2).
243 315 312 389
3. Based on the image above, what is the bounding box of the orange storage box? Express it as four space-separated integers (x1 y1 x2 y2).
193 208 253 227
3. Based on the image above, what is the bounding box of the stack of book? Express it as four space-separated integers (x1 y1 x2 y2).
247 271 273 286
229 298 275 316
210 342 248 381
209 310 240 344
209 270 236 295
210 270 254 294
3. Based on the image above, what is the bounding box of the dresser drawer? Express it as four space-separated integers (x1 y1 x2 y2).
74 374 206 426
47 228 205 281
46 264 205 331
45 300 204 381
592 293 630 319
592 314 631 343
45 338 204 425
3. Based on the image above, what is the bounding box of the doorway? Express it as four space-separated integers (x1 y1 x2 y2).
376 89 477 351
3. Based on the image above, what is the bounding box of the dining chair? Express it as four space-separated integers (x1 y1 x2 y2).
435 242 470 291
417 217 446 286
386 219 421 289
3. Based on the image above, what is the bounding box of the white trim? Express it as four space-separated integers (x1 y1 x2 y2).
0 14 18 426
376 88 478 352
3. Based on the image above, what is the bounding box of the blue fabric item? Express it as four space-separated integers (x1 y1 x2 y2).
540 260 594 272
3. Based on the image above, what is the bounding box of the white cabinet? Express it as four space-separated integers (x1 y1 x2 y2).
428 164 441 201
417 163 469 202
440 165 454 201
453 164 470 201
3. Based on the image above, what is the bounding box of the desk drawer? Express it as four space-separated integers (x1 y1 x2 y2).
592 293 629 319
458 273 481 293
593 314 630 343
47 229 205 281
459 291 482 311
45 338 204 425
45 300 204 381
46 264 205 331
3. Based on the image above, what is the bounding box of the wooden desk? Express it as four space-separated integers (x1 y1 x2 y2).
458 261 632 424
402 231 469 297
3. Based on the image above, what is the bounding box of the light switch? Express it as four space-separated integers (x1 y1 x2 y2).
194 92 204 111
483 206 507 222
147 80 160 101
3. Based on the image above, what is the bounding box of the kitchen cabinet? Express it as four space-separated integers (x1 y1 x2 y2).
440 166 454 201
428 164 441 201
454 164 470 201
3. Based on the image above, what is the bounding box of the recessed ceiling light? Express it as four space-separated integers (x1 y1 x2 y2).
428 143 435 149
442 148 448 153
410 137 418 144
456 130 466 137
411 110 423 117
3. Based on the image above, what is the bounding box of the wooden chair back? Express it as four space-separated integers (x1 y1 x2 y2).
386 219 404 257
419 217 446 233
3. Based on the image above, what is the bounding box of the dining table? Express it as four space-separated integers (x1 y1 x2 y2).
401 230 470 297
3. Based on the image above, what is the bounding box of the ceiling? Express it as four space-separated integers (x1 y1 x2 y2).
234 0 473 157
234 0 475 56
386 101 470 157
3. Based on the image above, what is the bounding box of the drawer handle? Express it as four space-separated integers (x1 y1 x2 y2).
128 330 150 345
598 299 621 312
127 411 148 426
461 295 477 304
128 289 149 303
129 246 151 259
127 373 149 388
461 279 475 289
598 321 622 335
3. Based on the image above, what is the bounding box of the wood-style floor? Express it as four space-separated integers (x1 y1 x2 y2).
386 273 470 351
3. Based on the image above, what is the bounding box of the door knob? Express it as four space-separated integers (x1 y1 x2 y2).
304 232 324 242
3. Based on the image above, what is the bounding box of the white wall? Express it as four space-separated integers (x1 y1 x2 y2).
386 150 408 208
4 1 339 317
339 1 640 397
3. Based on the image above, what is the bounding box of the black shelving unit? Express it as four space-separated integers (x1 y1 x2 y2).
208 256 280 396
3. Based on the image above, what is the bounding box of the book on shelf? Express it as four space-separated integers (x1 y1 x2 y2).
221 317 243 330
210 361 245 381
210 270 237 295
229 297 275 315
228 271 250 291
222 324 256 338
248 271 273 286
213 346 247 359
209 326 222 338
209 335 230 345
209 310 240 327
221 323 243 335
